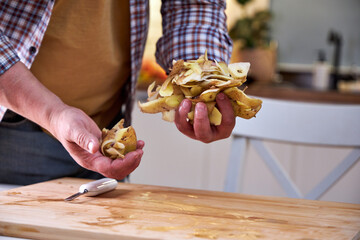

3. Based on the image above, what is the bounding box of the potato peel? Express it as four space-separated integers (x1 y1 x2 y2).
138 50 262 125
101 119 137 159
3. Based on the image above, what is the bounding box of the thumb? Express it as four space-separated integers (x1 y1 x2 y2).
86 138 100 154
71 128 100 154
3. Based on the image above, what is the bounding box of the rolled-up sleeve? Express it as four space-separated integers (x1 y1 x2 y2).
156 0 233 73
0 31 20 75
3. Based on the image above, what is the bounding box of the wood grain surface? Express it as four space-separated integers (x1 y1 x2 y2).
0 178 359 240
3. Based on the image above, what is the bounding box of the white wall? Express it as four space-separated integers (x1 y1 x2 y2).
270 0 360 67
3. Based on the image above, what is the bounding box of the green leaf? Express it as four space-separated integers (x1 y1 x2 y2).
229 9 272 49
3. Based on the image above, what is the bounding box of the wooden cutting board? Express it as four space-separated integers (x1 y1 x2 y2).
0 178 359 240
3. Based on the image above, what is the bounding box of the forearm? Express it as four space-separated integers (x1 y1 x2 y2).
156 0 233 72
0 61 67 132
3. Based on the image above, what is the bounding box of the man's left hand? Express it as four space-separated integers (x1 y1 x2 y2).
174 93 235 143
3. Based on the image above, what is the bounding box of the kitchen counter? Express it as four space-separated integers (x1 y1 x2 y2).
137 81 360 104
1 178 359 240
244 82 360 104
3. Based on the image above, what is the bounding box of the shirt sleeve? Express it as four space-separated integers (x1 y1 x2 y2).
155 0 233 73
0 30 20 75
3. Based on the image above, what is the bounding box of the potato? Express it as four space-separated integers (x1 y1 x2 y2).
101 119 137 159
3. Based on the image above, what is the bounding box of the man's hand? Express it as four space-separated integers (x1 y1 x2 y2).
174 93 235 143
49 106 144 180
0 62 143 180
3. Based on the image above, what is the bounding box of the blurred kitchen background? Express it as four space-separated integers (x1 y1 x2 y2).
131 0 360 204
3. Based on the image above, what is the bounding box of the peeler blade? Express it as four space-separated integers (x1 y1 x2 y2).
65 189 88 201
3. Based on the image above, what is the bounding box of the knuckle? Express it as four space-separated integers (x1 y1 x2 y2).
75 131 87 148
224 131 232 138
222 118 235 128
220 128 233 139
197 133 213 143
175 121 183 131
201 139 212 144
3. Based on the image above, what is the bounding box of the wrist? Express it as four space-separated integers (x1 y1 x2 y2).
46 102 71 138
0 62 68 133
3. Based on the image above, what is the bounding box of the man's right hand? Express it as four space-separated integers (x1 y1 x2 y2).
49 106 144 180
49 106 144 179
0 62 144 180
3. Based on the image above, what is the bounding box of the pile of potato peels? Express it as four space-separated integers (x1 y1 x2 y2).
138 51 262 125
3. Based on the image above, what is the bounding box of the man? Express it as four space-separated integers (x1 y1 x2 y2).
0 0 234 185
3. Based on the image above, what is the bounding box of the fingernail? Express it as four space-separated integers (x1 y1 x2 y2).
183 100 191 109
195 103 207 115
88 141 94 153
180 100 190 112
201 104 207 111
218 93 225 100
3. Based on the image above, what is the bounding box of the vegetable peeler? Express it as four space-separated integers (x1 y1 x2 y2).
65 178 118 201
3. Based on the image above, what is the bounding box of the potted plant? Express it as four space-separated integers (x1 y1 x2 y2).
229 0 276 83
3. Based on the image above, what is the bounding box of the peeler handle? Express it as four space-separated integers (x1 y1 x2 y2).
79 178 118 196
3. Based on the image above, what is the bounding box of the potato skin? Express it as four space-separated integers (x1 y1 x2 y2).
138 51 262 125
101 120 137 159
118 126 137 154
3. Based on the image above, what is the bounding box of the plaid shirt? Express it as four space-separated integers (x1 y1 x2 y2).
0 0 232 123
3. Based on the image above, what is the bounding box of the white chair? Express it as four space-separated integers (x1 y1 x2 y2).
224 97 360 199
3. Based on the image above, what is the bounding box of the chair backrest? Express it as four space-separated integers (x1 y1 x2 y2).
233 97 360 147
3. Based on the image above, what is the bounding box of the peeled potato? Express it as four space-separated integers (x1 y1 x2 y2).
138 50 262 125
101 119 137 159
